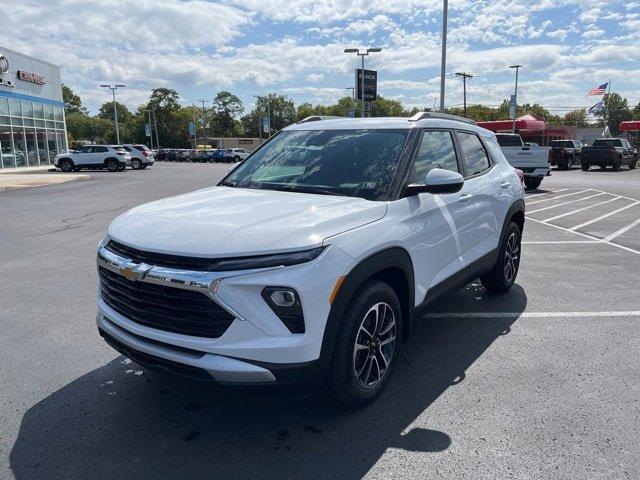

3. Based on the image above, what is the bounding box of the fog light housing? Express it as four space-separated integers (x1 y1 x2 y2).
261 287 305 334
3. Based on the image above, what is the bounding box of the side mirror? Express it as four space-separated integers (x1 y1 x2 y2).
404 169 464 196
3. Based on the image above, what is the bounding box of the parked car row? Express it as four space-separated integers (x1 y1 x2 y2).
155 148 251 163
53 144 154 172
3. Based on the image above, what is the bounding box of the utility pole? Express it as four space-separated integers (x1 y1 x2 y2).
152 108 160 149
455 72 473 117
440 0 448 113
198 99 210 148
344 47 382 118
510 65 522 134
147 109 154 150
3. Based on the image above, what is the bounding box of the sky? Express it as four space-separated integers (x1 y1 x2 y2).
1 0 639 116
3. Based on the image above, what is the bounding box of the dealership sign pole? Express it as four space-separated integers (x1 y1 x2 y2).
344 48 381 118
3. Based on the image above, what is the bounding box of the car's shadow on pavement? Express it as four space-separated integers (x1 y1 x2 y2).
10 283 527 480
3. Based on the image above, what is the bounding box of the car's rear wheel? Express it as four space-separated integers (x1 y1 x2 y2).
629 158 637 170
59 158 74 172
131 158 142 169
234 156 241 162
140 165 147 169
480 221 521 294
105 158 119 172
612 160 621 171
325 280 401 407
582 163 590 171
524 177 542 190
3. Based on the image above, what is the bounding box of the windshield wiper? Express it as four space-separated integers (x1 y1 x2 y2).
219 180 238 187
261 183 347 197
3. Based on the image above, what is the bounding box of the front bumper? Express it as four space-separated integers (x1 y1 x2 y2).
96 241 355 385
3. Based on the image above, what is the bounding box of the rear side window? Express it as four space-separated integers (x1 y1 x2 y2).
94 146 108 153
134 145 149 152
458 132 491 177
122 146 132 152
496 135 522 147
410 130 458 183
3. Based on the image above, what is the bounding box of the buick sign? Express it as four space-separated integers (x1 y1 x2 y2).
0 54 8 75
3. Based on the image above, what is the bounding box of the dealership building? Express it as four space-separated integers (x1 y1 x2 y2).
0 46 67 169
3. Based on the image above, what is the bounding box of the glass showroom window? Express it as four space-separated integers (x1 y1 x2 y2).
21 100 34 119
12 128 27 167
0 125 15 169
36 129 48 164
25 128 40 166
46 130 58 159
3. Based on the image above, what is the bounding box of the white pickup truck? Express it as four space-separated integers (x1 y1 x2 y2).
496 133 551 190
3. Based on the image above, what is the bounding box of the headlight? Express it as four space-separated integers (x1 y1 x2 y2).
261 286 304 333
210 246 325 271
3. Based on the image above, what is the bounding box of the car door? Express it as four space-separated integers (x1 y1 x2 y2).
408 129 470 293
75 146 92 165
455 130 503 263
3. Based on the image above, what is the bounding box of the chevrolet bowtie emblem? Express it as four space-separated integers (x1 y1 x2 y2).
120 264 151 281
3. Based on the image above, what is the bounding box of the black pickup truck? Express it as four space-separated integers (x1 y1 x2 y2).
581 138 637 171
549 140 581 170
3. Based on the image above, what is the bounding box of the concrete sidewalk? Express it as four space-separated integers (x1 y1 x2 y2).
0 171 89 191
0 165 57 174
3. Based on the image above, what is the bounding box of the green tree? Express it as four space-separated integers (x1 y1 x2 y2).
371 96 405 117
65 113 112 143
62 84 88 115
241 94 297 137
562 109 589 127
212 91 244 137
596 93 632 136
97 101 133 124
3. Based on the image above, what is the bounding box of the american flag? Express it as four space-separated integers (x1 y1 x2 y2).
587 83 608 96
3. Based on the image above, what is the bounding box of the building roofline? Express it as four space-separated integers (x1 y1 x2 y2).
0 45 60 69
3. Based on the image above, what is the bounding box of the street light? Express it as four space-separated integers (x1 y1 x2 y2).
440 0 448 113
509 65 522 133
100 84 126 144
344 47 382 118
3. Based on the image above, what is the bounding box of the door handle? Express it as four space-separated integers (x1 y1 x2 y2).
500 181 510 189
458 193 473 203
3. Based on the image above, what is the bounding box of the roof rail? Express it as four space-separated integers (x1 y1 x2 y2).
409 111 477 125
296 115 343 124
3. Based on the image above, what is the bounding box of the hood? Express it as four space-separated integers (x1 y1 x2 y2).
107 186 387 257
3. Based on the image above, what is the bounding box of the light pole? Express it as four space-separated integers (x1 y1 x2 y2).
146 109 153 150
198 99 210 148
344 47 382 118
440 0 448 113
99 84 126 144
510 65 522 133
345 87 355 117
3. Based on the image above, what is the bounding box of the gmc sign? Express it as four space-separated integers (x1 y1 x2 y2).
17 70 45 85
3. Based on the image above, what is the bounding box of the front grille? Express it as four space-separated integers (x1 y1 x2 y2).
106 240 213 271
99 266 235 338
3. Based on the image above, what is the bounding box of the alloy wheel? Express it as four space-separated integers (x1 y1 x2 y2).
352 302 397 389
503 232 520 282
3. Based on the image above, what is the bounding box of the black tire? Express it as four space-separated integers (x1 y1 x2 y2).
480 221 521 294
59 158 74 172
140 165 147 169
582 163 590 171
234 156 241 162
559 158 569 170
131 158 142 170
629 158 637 170
600 165 607 170
524 176 542 190
117 164 126 171
105 158 119 172
325 280 402 407
612 159 621 171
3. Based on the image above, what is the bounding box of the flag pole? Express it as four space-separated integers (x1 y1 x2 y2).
605 78 611 136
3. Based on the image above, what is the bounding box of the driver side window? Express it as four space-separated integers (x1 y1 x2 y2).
410 130 459 184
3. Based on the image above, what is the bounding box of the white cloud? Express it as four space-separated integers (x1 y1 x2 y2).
306 73 325 83
582 29 605 39
579 8 601 25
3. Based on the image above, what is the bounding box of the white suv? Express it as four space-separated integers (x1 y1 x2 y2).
54 145 131 172
121 144 154 169
223 148 251 162
96 113 525 406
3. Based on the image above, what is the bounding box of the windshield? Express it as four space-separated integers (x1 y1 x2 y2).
593 139 622 147
222 129 410 201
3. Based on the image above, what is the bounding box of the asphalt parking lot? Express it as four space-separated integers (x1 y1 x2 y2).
1 163 639 479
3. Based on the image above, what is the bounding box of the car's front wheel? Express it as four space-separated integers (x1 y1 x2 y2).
131 158 142 169
481 221 521 293
326 280 401 407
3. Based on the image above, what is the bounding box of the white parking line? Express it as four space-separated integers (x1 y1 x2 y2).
542 196 621 222
522 240 600 244
526 190 592 205
593 189 640 203
424 311 640 319
525 188 569 198
603 218 640 242
527 192 608 214
568 201 640 231
525 216 640 255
